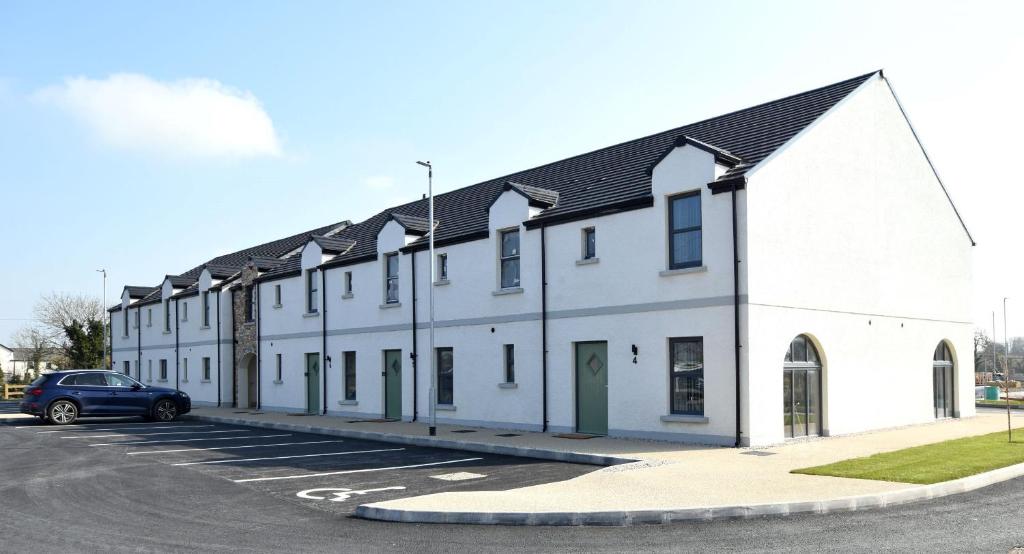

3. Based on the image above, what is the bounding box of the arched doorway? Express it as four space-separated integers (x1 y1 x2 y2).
237 353 258 409
783 335 822 438
933 341 955 419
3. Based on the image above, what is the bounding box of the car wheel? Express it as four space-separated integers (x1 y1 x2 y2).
48 400 78 425
153 399 178 422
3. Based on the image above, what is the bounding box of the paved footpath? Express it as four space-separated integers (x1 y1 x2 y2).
186 407 1024 524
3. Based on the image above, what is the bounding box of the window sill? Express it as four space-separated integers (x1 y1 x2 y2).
660 414 709 424
273 379 283 385
243 321 255 326
436 404 457 412
498 382 518 389
303 311 320 318
338 399 358 406
162 330 172 335
576 257 600 266
272 304 282 309
379 302 402 309
433 279 450 287
157 379 168 383
492 287 524 296
181 319 188 323
122 335 129 339
200 379 211 383
659 265 708 277
200 325 210 330
181 379 189 384
342 293 354 299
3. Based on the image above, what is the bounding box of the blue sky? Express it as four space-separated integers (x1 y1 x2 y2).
1 0 1021 343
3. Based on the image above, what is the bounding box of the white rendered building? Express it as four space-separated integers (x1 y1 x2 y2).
110 71 973 446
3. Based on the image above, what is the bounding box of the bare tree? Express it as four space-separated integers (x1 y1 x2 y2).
12 326 53 377
33 293 104 345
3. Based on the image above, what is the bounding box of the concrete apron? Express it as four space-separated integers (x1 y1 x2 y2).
354 461 1024 526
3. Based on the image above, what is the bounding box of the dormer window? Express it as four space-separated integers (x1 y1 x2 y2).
582 227 596 260
181 302 188 322
122 309 129 337
163 300 171 332
244 285 255 322
499 229 520 289
306 270 319 313
202 291 210 327
668 191 702 269
437 253 448 282
384 253 399 304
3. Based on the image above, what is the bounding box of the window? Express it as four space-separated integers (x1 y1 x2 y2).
182 357 188 381
147 308 152 327
123 310 129 337
582 227 596 260
163 300 171 332
344 351 356 400
437 347 454 405
784 335 823 437
108 373 136 387
669 337 703 415
668 192 702 269
202 357 211 381
202 291 210 327
437 253 448 282
159 359 167 381
133 360 138 379
147 360 152 381
134 310 139 329
274 284 282 306
306 270 318 313
123 360 130 375
275 353 282 382
244 285 255 322
344 271 353 295
499 229 520 289
384 253 399 304
503 344 515 383
181 302 188 322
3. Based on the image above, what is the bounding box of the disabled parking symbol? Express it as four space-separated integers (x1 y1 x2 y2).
296 486 406 502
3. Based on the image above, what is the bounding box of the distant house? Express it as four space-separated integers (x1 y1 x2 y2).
0 343 12 381
7 347 62 382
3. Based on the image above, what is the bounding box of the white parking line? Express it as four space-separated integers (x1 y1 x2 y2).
39 425 214 434
172 447 405 466
64 430 249 439
18 421 180 429
90 434 292 447
126 440 346 455
233 457 484 483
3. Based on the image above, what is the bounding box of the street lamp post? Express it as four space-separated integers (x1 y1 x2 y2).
1004 297 1011 441
97 269 107 369
416 160 436 437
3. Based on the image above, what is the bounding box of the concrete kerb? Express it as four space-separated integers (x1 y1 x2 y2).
353 459 1024 526
181 413 637 467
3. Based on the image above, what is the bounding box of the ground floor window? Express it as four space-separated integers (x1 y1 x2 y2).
159 359 167 381
183 357 188 381
437 347 454 405
202 357 211 381
123 360 130 375
669 337 703 415
503 344 515 383
783 335 822 438
344 351 356 400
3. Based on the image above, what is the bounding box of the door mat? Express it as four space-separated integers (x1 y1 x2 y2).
451 429 477 433
553 433 600 440
494 433 521 437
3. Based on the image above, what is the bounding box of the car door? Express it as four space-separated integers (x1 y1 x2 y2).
65 372 113 415
106 373 152 415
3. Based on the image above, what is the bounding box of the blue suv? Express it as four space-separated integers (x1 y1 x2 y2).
20 370 191 425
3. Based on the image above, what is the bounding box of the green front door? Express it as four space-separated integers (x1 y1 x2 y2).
384 350 402 420
576 341 608 435
306 353 320 414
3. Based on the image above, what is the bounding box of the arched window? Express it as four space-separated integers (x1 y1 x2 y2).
933 341 954 418
783 335 822 438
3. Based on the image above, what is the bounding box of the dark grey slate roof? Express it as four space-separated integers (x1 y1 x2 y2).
503 182 560 208
320 72 875 266
124 285 158 299
165 275 196 288
389 213 434 236
311 235 357 255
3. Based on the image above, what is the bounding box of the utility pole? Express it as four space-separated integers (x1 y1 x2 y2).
416 160 437 437
97 269 107 369
993 311 998 380
1004 297 1011 442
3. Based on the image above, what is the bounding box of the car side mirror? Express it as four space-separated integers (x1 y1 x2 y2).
131 384 142 391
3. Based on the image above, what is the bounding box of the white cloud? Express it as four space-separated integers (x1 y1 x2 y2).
364 175 394 190
35 73 282 159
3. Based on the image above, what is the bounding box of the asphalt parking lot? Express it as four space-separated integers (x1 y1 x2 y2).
5 416 595 516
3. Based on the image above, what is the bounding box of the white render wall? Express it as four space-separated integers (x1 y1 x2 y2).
743 74 974 446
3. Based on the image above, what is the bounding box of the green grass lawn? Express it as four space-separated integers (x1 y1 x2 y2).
976 399 1024 407
792 429 1024 484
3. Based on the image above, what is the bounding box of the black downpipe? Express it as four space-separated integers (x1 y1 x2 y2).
256 283 262 410
174 299 180 390
216 290 222 407
410 251 418 421
137 308 141 381
321 269 328 415
541 225 549 433
731 184 742 447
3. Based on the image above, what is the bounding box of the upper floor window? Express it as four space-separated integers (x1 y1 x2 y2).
384 253 399 304
306 270 318 313
274 284 282 307
499 229 520 289
134 310 140 329
344 271 353 295
147 308 152 327
181 302 188 322
437 253 448 282
582 227 596 260
122 310 129 337
668 191 702 269
202 291 210 327
163 300 171 332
